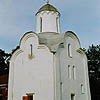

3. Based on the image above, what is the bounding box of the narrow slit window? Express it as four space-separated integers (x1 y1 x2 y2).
30 44 33 57
56 17 59 32
68 44 72 57
40 17 42 32
60 82 63 100
71 94 75 100
72 66 75 79
68 65 71 79
81 84 84 94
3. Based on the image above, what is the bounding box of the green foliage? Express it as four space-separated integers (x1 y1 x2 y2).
85 44 100 80
0 49 11 75
0 46 19 75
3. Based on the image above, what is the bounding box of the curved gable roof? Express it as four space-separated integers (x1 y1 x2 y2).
64 31 81 48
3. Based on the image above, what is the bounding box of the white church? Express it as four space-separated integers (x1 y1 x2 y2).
8 1 91 100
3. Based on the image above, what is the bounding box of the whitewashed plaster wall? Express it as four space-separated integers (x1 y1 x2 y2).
55 32 91 100
8 31 91 100
8 32 54 100
36 11 60 33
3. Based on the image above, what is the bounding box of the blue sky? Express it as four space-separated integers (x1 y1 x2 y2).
0 0 100 53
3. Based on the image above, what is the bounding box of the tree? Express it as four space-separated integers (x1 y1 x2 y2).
0 49 11 75
85 44 100 80
0 46 20 75
85 44 100 100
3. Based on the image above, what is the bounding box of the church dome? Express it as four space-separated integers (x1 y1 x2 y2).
36 4 60 15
